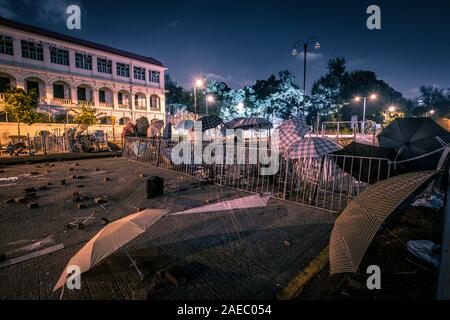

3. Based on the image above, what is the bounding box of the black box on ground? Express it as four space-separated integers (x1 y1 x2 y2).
146 176 164 199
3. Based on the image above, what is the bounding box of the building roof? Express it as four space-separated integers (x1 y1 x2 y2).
0 17 165 67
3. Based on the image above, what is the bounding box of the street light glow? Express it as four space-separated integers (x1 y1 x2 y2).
207 95 214 103
388 106 396 112
430 109 435 114
195 79 204 88
370 94 377 100
355 96 361 102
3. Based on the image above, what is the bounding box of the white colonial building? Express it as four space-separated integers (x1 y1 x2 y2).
0 17 167 125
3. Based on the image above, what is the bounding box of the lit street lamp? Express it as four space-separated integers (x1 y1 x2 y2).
194 78 204 118
388 105 396 113
427 109 435 117
292 36 320 112
354 94 377 134
206 95 214 115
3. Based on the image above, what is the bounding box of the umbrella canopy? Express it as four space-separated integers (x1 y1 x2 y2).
233 117 273 130
379 118 450 159
225 117 245 129
147 120 164 138
170 195 270 216
163 122 172 140
54 209 168 291
278 116 309 152
122 123 137 138
287 138 342 159
329 171 439 275
175 119 195 131
332 142 401 183
198 115 224 132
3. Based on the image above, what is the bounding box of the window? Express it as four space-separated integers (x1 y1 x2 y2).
50 47 69 66
133 66 146 81
118 92 123 105
75 53 92 70
77 87 87 101
149 71 160 83
21 40 43 61
97 58 112 74
0 35 14 55
26 81 40 96
99 90 106 103
150 95 160 109
0 77 11 93
53 84 65 99
116 63 130 77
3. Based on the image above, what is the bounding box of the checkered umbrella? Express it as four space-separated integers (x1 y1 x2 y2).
225 117 245 129
232 117 273 130
198 115 224 132
287 138 342 159
278 117 309 152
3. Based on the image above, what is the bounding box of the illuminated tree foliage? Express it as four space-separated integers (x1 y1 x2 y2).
3 88 39 137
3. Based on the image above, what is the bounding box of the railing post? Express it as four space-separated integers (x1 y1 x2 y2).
283 158 289 200
437 167 450 299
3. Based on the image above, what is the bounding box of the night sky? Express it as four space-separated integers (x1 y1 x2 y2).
1 0 449 97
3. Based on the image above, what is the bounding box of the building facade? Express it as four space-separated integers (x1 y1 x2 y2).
0 18 167 125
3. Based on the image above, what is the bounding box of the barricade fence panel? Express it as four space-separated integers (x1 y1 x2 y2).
124 137 392 212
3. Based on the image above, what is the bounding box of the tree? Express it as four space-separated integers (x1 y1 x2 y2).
416 86 450 117
72 105 103 129
3 88 39 137
339 70 406 123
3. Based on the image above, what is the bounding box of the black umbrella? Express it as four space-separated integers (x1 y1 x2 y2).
197 115 224 132
332 142 402 184
378 117 450 171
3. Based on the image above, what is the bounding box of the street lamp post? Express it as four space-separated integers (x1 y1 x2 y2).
355 94 377 134
194 78 204 119
292 36 320 112
206 95 214 116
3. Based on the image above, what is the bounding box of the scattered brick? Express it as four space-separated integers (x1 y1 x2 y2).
14 197 27 204
28 202 39 209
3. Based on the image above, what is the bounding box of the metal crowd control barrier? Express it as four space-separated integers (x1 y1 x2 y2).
123 137 392 212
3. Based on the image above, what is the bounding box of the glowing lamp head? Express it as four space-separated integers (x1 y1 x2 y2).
314 41 321 50
355 96 361 102
195 79 204 88
370 94 377 100
430 110 435 115
207 95 214 103
388 106 396 112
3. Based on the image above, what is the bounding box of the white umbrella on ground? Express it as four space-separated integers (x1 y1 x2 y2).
169 194 271 216
53 209 168 292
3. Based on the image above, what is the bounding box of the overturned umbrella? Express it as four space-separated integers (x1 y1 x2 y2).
53 209 168 292
329 171 440 275
169 194 271 216
54 195 271 292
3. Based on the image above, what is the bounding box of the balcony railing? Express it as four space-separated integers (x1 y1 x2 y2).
99 102 114 109
135 105 147 111
52 98 73 106
0 93 6 101
117 104 131 110
78 101 95 107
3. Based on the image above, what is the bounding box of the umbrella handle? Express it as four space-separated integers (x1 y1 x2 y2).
125 249 144 279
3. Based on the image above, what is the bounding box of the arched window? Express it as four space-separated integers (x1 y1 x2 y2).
150 95 160 110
